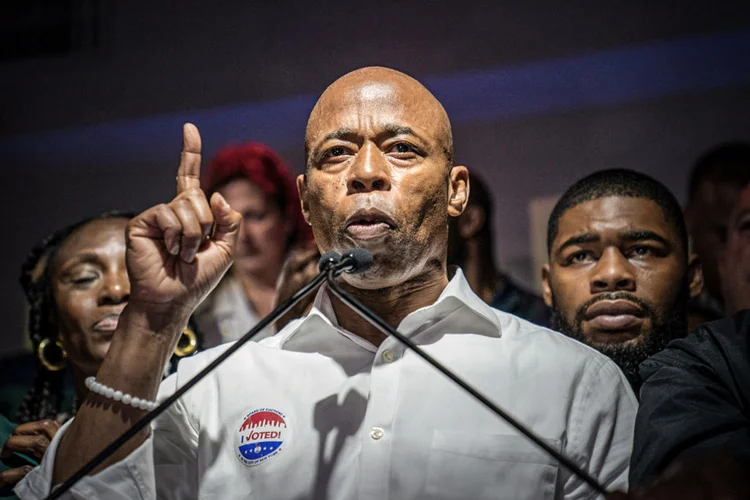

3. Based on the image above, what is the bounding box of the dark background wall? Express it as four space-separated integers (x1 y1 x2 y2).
2 1 750 355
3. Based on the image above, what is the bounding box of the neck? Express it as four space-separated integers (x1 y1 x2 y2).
461 237 499 303
330 267 450 347
235 268 280 317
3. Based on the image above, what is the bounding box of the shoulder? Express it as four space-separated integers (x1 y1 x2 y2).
642 310 750 381
495 308 614 367
485 309 634 398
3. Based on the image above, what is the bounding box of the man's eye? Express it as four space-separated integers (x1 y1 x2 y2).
391 143 417 154
629 246 652 258
323 146 347 159
569 252 592 264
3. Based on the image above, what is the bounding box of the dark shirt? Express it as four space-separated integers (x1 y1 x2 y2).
630 310 750 487
490 276 552 328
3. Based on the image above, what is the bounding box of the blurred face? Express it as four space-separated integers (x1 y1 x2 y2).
218 178 292 281
299 69 468 289
50 218 130 376
542 197 699 388
719 186 750 315
686 180 741 298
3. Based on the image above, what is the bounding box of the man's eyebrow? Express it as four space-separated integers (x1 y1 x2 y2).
383 124 416 137
622 230 670 246
320 127 357 144
557 233 599 253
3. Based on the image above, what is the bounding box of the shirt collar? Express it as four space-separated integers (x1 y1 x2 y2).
277 268 501 350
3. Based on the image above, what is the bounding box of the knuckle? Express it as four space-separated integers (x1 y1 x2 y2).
33 436 49 454
181 229 201 242
185 187 206 199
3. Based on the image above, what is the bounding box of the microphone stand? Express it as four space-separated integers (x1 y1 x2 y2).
46 256 342 500
325 268 609 498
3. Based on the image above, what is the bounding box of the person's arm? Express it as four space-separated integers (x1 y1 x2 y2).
562 357 638 498
15 372 200 499
47 123 240 486
629 335 750 488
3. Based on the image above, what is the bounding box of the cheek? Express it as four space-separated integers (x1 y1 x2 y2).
55 295 96 351
637 265 684 305
550 273 588 315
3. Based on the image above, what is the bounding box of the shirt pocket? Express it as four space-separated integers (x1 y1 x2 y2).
424 430 560 500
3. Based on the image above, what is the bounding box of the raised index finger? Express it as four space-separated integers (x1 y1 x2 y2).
176 123 202 194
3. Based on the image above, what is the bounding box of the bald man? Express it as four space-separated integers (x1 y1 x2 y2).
16 68 636 500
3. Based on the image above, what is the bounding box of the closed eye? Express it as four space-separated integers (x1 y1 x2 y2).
72 275 98 287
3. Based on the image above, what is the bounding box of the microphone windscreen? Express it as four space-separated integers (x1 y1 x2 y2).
319 252 342 271
342 248 373 274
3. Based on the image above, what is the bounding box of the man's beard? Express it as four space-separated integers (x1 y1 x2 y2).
551 286 689 393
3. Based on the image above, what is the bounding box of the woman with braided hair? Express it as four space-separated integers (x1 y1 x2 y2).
1 212 200 496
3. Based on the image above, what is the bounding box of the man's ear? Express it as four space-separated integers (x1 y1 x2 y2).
687 253 704 299
448 166 469 218
457 205 485 239
541 264 554 308
296 174 311 224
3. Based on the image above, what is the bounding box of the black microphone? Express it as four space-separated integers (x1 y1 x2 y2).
325 249 609 497
334 248 373 276
46 253 346 500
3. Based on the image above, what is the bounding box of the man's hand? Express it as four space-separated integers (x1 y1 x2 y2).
126 123 242 325
52 124 241 484
0 420 60 488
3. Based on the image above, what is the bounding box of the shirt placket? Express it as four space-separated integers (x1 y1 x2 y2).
356 339 405 500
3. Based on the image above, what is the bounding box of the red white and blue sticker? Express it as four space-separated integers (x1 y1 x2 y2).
235 408 289 467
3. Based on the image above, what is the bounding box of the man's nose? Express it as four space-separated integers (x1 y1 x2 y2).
347 143 391 194
590 248 636 293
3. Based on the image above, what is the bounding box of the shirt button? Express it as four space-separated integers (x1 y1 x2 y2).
370 427 385 440
382 350 396 363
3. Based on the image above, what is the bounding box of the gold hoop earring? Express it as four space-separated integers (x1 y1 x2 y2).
37 338 67 372
174 326 198 358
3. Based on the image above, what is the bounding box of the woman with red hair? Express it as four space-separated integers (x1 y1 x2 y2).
193 143 313 347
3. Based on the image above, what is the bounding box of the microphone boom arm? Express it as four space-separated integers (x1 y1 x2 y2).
45 268 332 500
325 268 609 497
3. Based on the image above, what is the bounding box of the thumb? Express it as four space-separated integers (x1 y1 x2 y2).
209 192 241 248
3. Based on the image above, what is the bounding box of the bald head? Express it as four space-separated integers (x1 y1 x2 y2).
296 66 469 290
305 67 453 169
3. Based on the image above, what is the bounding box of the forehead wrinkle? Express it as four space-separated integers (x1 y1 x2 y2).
306 68 453 164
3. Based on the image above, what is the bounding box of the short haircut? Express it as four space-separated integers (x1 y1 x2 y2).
547 169 688 257
687 142 750 200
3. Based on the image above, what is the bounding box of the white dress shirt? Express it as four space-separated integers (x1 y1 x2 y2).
17 270 637 500
192 273 274 347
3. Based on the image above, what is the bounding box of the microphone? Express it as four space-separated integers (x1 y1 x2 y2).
47 252 348 500
334 248 373 275
324 249 609 497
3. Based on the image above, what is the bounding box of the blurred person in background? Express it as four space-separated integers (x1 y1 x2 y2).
630 185 750 493
684 142 750 329
542 169 703 392
194 143 313 346
448 173 551 326
0 213 198 497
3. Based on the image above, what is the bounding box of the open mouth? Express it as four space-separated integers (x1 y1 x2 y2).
344 209 396 240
